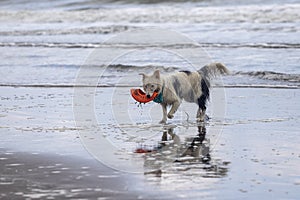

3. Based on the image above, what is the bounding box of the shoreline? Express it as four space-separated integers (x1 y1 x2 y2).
0 84 298 89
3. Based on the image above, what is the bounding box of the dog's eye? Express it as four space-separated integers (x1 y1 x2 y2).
151 85 155 88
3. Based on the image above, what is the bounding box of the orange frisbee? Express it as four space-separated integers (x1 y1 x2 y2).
130 88 158 103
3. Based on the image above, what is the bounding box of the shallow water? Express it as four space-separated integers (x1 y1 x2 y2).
1 86 299 199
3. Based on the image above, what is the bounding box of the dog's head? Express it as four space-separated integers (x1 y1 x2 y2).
139 70 163 99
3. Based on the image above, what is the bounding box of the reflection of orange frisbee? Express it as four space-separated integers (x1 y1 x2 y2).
130 88 158 103
134 148 152 153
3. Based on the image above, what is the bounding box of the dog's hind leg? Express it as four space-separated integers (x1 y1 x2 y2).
168 100 180 119
197 107 206 122
197 78 210 122
197 95 207 122
160 103 168 124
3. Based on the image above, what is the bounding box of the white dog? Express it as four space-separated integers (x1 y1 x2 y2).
139 63 229 123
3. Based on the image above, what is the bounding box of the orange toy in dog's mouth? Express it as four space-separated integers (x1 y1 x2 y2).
130 88 158 103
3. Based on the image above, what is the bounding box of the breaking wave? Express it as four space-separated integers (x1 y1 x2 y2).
103 65 300 88
234 71 300 83
0 0 299 10
0 64 298 89
0 25 133 36
1 42 299 49
1 4 300 24
74 64 300 82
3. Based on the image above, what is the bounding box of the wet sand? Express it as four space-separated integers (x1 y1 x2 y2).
0 86 299 199
0 149 143 200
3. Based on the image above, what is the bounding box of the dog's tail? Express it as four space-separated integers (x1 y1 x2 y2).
198 62 229 79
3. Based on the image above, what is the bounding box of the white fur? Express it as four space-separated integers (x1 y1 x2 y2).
140 62 229 123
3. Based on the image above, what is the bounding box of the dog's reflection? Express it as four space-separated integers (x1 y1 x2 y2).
144 124 229 177
160 124 210 163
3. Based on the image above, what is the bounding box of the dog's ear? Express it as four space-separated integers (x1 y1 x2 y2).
139 73 147 80
153 70 160 79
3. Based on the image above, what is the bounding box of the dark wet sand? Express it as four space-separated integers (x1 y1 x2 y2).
0 149 146 200
0 86 299 199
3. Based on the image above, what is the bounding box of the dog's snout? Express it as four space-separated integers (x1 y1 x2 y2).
146 94 151 98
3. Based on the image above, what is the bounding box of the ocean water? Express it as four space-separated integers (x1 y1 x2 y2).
0 0 299 88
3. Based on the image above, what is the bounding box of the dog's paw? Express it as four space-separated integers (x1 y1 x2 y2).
197 118 204 122
167 113 174 119
196 114 209 122
159 119 166 124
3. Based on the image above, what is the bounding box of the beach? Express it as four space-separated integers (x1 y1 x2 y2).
1 86 299 199
0 0 300 199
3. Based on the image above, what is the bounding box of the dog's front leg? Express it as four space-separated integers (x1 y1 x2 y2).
160 103 167 124
168 101 180 119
